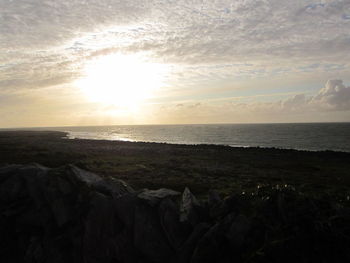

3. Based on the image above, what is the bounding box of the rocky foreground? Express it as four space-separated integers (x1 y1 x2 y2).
0 164 349 263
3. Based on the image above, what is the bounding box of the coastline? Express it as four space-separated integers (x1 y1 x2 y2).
3 122 350 152
0 130 349 201
51 128 350 153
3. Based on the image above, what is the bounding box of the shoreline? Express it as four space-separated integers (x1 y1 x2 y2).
0 130 349 201
3 122 350 152
64 131 349 154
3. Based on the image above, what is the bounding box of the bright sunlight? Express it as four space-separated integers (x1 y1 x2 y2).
76 53 168 109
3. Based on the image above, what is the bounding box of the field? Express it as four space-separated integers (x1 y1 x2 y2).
0 130 349 201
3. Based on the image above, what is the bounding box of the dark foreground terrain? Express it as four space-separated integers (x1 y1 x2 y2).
0 131 349 200
0 131 350 262
0 164 349 263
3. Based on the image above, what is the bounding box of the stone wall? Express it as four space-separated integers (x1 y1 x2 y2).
0 164 349 263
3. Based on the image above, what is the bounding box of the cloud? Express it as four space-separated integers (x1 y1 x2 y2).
310 79 350 110
0 0 151 49
153 80 350 123
1 0 350 89
251 79 350 113
1 1 350 126
282 94 307 112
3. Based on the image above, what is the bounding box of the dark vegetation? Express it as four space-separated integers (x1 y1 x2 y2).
0 131 349 202
0 131 349 262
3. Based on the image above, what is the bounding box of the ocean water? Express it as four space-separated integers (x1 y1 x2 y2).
48 123 350 152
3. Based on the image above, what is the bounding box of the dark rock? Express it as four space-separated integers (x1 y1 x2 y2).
159 197 191 250
180 187 201 226
68 165 104 186
191 213 235 263
113 193 138 229
83 192 122 263
109 228 141 263
138 188 180 206
208 190 222 219
227 214 251 248
134 203 175 263
178 223 210 263
208 190 221 206
95 176 134 198
190 223 223 263
0 164 349 263
25 236 44 263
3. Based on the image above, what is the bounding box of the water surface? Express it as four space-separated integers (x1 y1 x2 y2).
47 123 350 152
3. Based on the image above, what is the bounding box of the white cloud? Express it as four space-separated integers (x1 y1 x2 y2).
1 1 350 126
282 94 307 112
246 79 350 113
151 79 350 123
1 1 350 80
310 79 350 110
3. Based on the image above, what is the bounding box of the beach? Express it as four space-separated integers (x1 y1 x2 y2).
1 130 349 201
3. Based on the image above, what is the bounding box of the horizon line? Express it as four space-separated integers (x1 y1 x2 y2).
1 121 350 130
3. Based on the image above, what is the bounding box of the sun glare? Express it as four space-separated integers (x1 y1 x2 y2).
76 53 167 108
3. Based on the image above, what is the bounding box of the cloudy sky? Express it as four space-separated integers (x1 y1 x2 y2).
1 0 350 127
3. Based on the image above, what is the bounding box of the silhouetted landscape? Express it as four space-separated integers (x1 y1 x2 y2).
2 0 350 262
0 131 349 262
1 131 350 199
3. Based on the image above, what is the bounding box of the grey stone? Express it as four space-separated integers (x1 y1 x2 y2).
178 223 210 263
180 187 201 226
138 188 180 206
114 193 138 229
83 193 122 263
191 213 235 263
227 214 251 248
69 165 104 186
134 203 175 263
159 198 191 250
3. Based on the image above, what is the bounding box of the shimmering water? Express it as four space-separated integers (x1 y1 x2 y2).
47 123 350 152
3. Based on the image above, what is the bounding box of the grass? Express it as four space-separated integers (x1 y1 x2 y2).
0 130 349 203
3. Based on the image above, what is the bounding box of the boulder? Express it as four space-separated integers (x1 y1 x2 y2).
138 188 180 206
134 203 175 262
177 223 210 263
208 190 221 207
0 164 349 263
159 197 191 250
226 214 251 248
83 192 122 263
190 212 235 263
180 187 201 226
113 193 138 229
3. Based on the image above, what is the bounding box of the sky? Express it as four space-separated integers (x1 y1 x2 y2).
1 0 350 127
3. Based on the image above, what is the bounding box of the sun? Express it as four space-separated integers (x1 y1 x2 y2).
76 53 167 108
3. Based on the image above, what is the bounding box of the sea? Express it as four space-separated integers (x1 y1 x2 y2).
37 122 350 152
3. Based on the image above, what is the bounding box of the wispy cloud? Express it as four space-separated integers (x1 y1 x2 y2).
1 1 350 126
151 80 350 123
